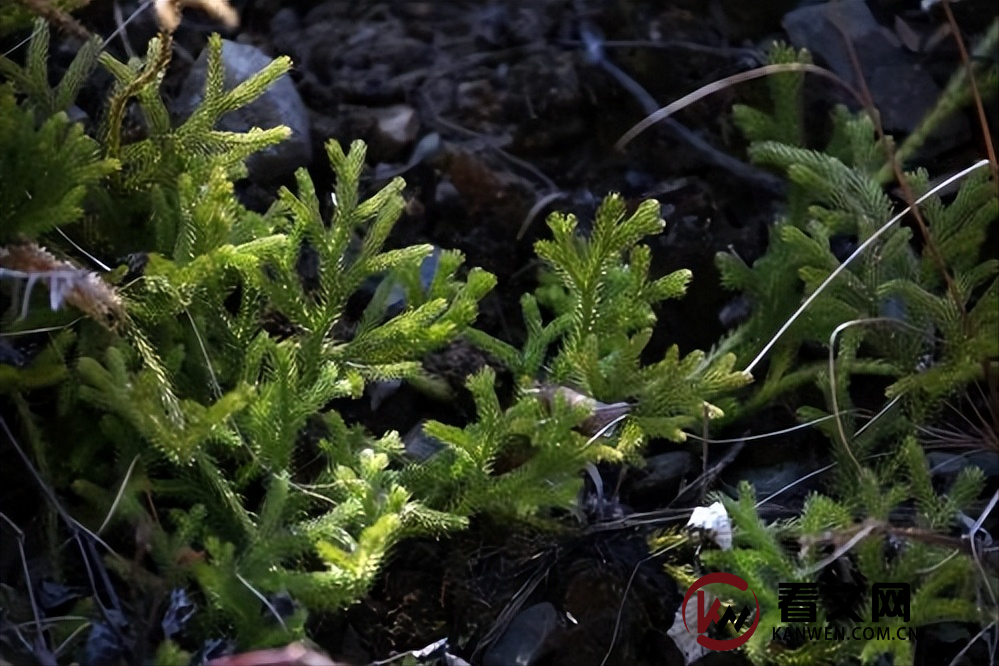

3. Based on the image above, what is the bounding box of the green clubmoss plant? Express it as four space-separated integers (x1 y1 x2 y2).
690 42 998 666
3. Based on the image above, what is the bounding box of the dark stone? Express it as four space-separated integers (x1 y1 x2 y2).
403 421 445 462
482 602 563 666
783 0 968 145
627 451 695 506
175 39 312 183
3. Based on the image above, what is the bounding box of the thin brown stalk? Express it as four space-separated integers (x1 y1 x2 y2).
829 4 973 334
935 4 999 433
103 33 173 159
941 1 999 186
14 0 91 40
614 63 864 151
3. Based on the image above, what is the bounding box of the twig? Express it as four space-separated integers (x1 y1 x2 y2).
684 410 862 445
803 516 997 576
701 403 709 484
0 512 55 664
939 3 998 186
516 191 568 241
0 417 128 649
756 462 837 509
669 439 745 507
615 63 864 151
755 451 893 510
469 549 562 663
235 573 288 632
111 0 136 60
101 0 154 51
947 621 997 666
13 0 91 40
826 317 935 473
580 25 784 194
829 5 975 337
97 454 141 535
804 519 881 574
562 37 762 62
54 228 112 272
599 546 676 666
969 490 999 608
416 90 559 192
2 20 45 58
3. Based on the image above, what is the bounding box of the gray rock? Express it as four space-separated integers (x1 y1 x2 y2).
927 451 999 483
629 451 694 504
67 105 89 125
385 245 443 315
482 602 562 666
403 421 445 462
176 39 312 182
722 457 821 511
783 1 967 141
269 8 302 59
369 104 419 160
367 379 402 412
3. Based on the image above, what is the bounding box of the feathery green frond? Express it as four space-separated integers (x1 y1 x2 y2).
0 19 101 119
99 33 291 189
0 83 118 242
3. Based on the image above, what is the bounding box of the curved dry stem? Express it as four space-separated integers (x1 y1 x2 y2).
855 395 902 439
940 3 998 186
615 63 863 151
96 454 140 535
827 317 937 472
236 572 289 632
946 620 997 666
517 191 568 241
684 410 861 445
744 159 990 377
969 490 998 608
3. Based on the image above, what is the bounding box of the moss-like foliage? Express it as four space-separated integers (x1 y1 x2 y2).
2 16 994 666
702 457 984 666
686 42 998 666
0 23 489 655
436 194 750 519
0 82 118 242
1 19 741 659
